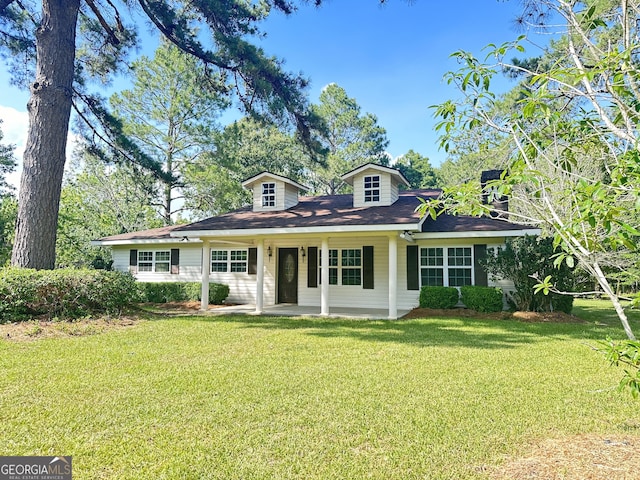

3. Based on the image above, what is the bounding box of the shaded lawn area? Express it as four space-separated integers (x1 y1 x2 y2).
1 300 639 479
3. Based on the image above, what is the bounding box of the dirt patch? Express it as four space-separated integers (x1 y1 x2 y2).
402 308 585 323
0 317 139 342
487 434 640 480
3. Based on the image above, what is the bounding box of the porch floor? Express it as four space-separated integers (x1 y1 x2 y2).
205 304 411 320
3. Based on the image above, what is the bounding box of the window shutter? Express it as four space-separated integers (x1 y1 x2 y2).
307 246 318 288
170 248 180 274
406 245 419 290
473 244 488 286
248 248 257 275
363 246 374 289
129 249 138 274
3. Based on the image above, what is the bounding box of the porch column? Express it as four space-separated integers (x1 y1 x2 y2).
200 243 210 311
255 239 265 314
321 237 329 316
388 234 398 320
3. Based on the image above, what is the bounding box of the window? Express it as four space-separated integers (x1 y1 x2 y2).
211 250 228 272
364 175 380 202
418 246 472 287
138 250 170 273
318 248 361 285
262 182 275 207
448 247 472 287
420 247 444 286
319 249 338 285
211 249 248 273
341 249 361 285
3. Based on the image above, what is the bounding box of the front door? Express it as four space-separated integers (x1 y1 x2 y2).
277 248 298 303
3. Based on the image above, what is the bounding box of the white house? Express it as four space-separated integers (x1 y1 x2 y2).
93 163 539 319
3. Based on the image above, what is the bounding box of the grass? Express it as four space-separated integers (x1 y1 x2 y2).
1 299 639 479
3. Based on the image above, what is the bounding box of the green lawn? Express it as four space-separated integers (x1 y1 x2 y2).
1 300 639 479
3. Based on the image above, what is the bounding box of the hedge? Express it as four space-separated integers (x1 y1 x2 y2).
460 285 504 313
137 282 229 305
0 268 138 322
419 286 459 309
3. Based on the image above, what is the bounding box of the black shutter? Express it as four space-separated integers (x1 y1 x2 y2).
406 245 419 290
170 248 180 274
473 244 488 286
129 249 138 274
363 246 374 289
248 248 257 274
307 247 318 288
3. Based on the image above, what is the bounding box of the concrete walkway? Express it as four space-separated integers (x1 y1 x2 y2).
205 304 410 320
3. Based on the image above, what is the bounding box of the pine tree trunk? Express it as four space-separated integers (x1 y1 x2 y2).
11 0 80 269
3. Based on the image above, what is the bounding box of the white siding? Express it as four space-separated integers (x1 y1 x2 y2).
284 183 300 209
352 168 398 208
298 237 390 309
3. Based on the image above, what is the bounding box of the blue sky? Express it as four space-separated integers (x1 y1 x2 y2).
0 0 536 186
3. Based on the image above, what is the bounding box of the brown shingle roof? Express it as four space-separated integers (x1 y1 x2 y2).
95 189 538 242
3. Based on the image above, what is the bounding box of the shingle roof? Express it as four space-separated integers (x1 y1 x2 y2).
95 189 537 242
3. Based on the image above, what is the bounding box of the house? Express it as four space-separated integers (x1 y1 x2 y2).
92 163 539 318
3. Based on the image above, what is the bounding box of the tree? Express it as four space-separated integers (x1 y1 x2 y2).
395 150 440 189
483 236 575 313
0 120 16 195
109 41 228 225
183 117 311 217
309 84 389 194
426 0 640 340
56 152 163 269
0 0 324 269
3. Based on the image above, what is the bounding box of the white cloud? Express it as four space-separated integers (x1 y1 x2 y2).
0 105 28 190
0 105 79 192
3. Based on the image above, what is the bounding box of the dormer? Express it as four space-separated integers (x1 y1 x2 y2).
242 172 309 212
341 163 410 208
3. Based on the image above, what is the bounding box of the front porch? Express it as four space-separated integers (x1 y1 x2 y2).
205 304 411 320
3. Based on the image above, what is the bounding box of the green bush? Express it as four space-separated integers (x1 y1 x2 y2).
419 286 459 309
137 282 229 305
550 294 574 314
0 267 138 322
460 285 504 313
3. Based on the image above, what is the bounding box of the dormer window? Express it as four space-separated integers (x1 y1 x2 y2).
262 182 276 207
364 175 380 202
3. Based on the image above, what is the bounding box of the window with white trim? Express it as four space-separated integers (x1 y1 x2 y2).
138 250 170 273
319 249 339 285
364 175 380 202
318 248 361 285
420 247 444 286
262 182 276 207
211 249 248 273
419 246 472 287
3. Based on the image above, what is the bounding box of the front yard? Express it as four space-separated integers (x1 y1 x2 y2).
1 300 638 479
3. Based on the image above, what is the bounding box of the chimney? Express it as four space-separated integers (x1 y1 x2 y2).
480 169 508 218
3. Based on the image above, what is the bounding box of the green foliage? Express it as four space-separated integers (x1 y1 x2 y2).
309 84 389 194
0 120 16 195
419 286 459 309
460 285 504 313
598 337 640 399
56 154 163 269
483 237 574 314
395 150 441 189
0 195 16 267
137 282 229 305
0 268 138 321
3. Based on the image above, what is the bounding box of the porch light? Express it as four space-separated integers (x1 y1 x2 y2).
267 245 272 260
300 246 306 261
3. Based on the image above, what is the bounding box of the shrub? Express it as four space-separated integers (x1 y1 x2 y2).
550 294 574 314
137 282 229 305
419 286 459 309
0 267 138 322
460 285 504 313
